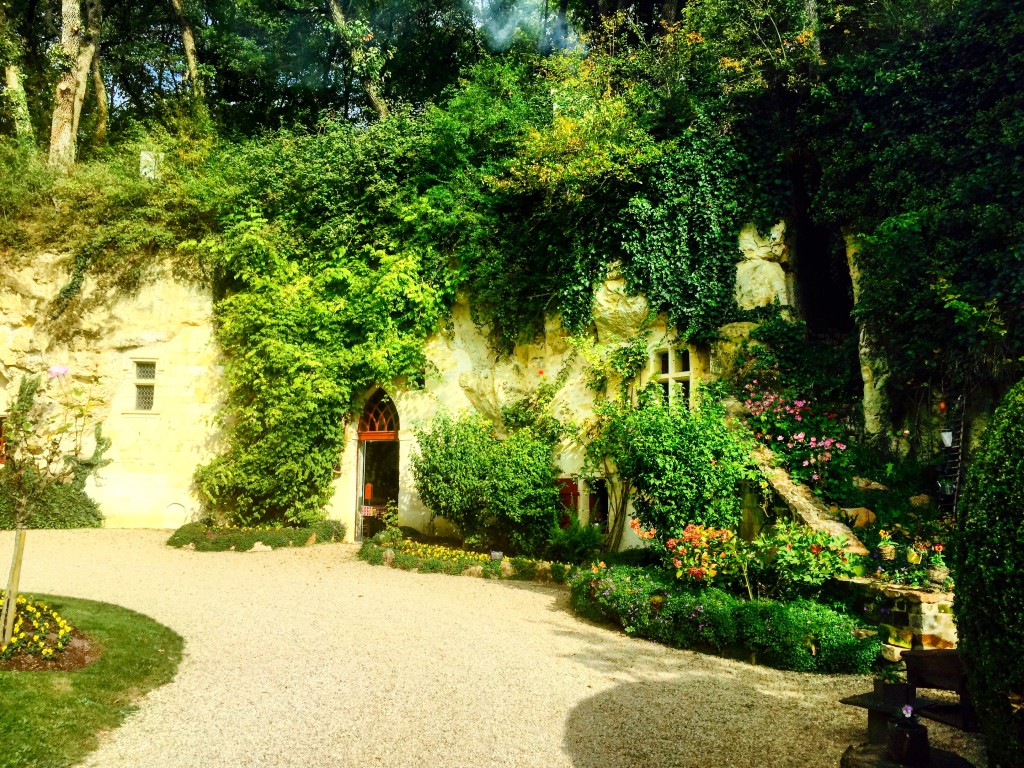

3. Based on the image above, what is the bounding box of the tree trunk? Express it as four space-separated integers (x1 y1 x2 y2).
169 0 202 98
48 0 101 172
1 529 27 646
326 0 388 119
91 54 106 146
3 64 34 141
845 231 891 442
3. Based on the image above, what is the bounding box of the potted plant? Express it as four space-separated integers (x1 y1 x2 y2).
888 705 930 766
926 544 949 586
877 529 896 561
874 664 913 706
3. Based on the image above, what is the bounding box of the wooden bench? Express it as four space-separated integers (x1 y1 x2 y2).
841 649 979 746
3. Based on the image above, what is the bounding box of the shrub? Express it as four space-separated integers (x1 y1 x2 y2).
393 553 419 570
165 520 345 551
411 411 560 556
0 481 103 530
600 386 759 536
510 556 537 580
545 516 605 565
956 378 1024 767
418 557 445 574
746 521 857 601
569 564 877 674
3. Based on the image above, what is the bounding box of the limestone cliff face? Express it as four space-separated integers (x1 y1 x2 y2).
734 222 793 311
0 253 223 528
3 225 773 541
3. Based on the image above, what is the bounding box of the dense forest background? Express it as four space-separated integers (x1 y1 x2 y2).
1 0 1021 519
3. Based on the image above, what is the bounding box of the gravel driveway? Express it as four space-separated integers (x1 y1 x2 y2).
3 530 984 768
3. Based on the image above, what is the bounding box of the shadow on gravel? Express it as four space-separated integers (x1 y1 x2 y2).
564 673 861 768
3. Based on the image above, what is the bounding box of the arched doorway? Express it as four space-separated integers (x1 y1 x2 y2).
357 389 400 540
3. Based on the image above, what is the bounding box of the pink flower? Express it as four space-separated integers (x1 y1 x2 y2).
777 435 784 441
47 365 70 378
802 460 810 467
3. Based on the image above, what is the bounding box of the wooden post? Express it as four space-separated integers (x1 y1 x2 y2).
1 528 27 646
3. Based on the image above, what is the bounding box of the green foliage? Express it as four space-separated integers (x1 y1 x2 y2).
545 516 606 565
411 411 560 556
746 521 857 600
600 385 760 533
193 117 452 524
956 377 1024 766
570 564 878 672
736 599 877 673
0 482 103 530
811 0 1024 393
165 520 345 551
618 112 749 344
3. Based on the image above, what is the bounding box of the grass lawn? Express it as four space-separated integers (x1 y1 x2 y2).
0 594 184 768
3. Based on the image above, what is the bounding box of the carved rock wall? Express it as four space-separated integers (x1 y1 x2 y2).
0 253 223 528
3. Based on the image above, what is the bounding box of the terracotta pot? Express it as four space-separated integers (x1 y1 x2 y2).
887 721 929 766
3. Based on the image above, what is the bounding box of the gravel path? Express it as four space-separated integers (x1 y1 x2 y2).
4 530 985 768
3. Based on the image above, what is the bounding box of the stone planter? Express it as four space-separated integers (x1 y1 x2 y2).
927 565 950 585
887 721 929 766
878 544 896 561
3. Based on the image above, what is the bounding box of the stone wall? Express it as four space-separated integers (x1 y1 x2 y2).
1 254 223 528
1 222 776 536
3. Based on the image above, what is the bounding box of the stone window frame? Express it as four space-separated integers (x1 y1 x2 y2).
125 358 159 415
647 343 693 408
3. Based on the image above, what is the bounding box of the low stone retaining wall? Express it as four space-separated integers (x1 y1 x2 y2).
840 577 956 655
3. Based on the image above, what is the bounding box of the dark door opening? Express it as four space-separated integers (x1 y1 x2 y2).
360 440 399 539
357 389 400 540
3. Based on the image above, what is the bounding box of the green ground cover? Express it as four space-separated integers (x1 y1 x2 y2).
0 595 183 768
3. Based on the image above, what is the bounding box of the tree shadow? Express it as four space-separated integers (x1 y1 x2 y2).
564 671 864 768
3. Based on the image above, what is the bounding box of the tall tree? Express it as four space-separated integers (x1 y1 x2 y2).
327 0 388 118
169 0 202 98
0 2 33 139
48 0 101 170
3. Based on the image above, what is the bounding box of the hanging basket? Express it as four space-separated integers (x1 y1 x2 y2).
878 544 897 561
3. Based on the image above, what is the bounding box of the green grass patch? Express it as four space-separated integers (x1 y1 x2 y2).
0 594 184 768
166 520 346 551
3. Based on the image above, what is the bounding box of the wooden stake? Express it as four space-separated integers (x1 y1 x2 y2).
2 529 27 646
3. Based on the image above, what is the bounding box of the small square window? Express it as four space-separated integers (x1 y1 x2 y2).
136 385 155 411
130 359 157 412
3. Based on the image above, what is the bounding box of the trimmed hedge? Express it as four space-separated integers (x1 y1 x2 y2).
956 378 1024 767
569 565 878 674
0 481 104 530
166 520 346 551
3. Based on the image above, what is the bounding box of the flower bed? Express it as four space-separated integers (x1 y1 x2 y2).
358 538 572 583
0 591 73 660
166 520 347 551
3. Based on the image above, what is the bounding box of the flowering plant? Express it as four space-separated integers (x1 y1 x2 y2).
741 381 852 492
0 591 73 660
663 524 741 586
1 368 108 649
927 544 947 568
